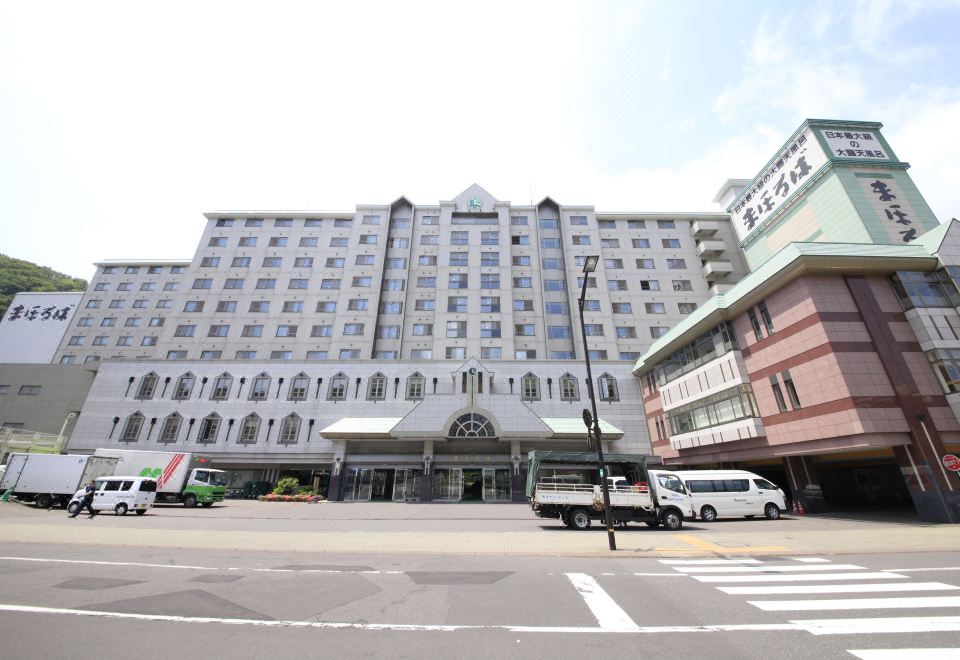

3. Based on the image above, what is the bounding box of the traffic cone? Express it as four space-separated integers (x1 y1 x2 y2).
796 501 806 515
0 489 12 502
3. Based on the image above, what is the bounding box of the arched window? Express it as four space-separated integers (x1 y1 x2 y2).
367 372 386 400
196 413 222 444
210 373 233 400
120 412 145 443
238 413 261 444
158 413 182 444
135 373 158 400
278 413 302 445
328 372 348 400
598 373 619 401
521 372 540 401
560 373 579 401
406 372 425 400
288 372 310 401
448 413 496 438
172 372 196 400
249 372 271 401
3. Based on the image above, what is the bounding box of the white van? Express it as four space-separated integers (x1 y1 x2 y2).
673 470 786 521
67 476 158 516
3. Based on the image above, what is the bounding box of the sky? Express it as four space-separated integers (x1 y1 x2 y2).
1 0 959 281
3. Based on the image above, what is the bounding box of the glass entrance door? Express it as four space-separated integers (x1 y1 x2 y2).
343 467 373 501
431 468 463 501
482 468 513 501
392 469 421 502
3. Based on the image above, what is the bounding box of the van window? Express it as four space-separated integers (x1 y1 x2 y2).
121 481 134 491
657 474 686 494
753 478 778 491
687 480 715 493
103 480 122 492
139 480 157 492
723 479 749 492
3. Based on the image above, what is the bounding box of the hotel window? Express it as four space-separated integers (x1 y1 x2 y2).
545 279 566 291
541 238 561 249
481 296 500 313
116 336 133 346
548 325 571 339
132 299 148 308
645 303 666 314
311 325 333 337
347 299 368 311
449 273 469 289
288 278 308 289
417 277 436 288
249 374 271 401
481 231 499 245
238 237 257 247
607 280 628 291
616 326 637 338
304 219 322 227
158 413 182 444
514 299 534 312
141 337 157 346
321 278 341 289
415 299 435 311
232 257 251 267
330 237 348 247
633 239 651 249
448 296 468 313
299 237 318 247
268 237 288 247
173 373 196 400
770 376 788 413
540 218 559 229
208 324 230 337
200 351 222 360
406 373 425 400
224 278 244 289
275 218 293 227
747 308 764 340
245 218 263 227
421 255 439 266
650 326 668 338
598 374 619 401
451 231 469 245
352 276 372 288
604 258 623 269
140 282 155 291
446 347 466 360
412 323 433 336
511 215 528 226
515 349 537 360
362 214 381 225
241 325 263 337
94 283 109 291
102 267 118 274
276 325 297 337
678 302 697 315
109 299 125 308
326 257 345 268
758 301 775 334
575 277 597 289
380 301 403 314
250 301 270 312
570 215 588 226
235 350 256 360
367 373 386 400
657 220 676 229
410 349 432 360
288 374 310 401
170 266 186 274
306 351 327 361
86 300 101 308
117 282 132 291
513 277 532 289
77 317 93 326
343 323 365 336
521 373 540 401
560 374 579 401
513 255 531 266
928 348 960 394
388 237 409 248
255 278 276 289
238 414 261 445
421 234 439 245
385 279 405 291
584 324 604 336
208 237 227 247
515 324 536 337
512 235 530 245
355 255 375 266
782 370 801 408
339 349 361 359
545 302 568 314
120 413 144 443
68 335 84 346
196 414 221 444
377 325 400 339
200 257 220 267
481 347 502 360
174 324 195 337
329 374 348 400
480 274 500 289
672 280 693 292
447 321 466 338
666 259 686 269
480 321 501 338
449 252 468 266
598 220 616 229
421 215 439 225
359 234 378 245
316 301 336 312
638 280 660 291
276 414 301 445
334 218 352 227
210 374 233 400
662 238 681 248
583 299 601 311
282 301 304 313
601 239 620 249
294 257 313 268
572 235 591 246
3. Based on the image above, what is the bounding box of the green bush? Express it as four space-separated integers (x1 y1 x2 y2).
294 485 315 495
273 477 299 495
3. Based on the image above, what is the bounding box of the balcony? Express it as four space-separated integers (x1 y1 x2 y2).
696 240 726 258
702 260 734 279
691 220 720 238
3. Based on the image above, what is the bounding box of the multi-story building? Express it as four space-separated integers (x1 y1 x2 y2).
62 184 747 501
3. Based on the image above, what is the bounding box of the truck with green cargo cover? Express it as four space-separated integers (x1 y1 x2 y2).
93 449 226 507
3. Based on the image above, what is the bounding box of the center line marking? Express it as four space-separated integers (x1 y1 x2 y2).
565 573 638 630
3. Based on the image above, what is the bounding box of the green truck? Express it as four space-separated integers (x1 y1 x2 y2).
94 449 226 507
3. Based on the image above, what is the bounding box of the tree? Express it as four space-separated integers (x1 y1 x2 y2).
0 254 87 319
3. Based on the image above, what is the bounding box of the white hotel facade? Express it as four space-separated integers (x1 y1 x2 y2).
55 184 747 501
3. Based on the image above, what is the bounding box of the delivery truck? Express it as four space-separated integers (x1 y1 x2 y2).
93 449 226 507
527 450 693 530
0 453 119 509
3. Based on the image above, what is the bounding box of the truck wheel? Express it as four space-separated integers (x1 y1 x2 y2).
115 503 128 516
570 508 592 531
184 495 198 508
35 494 53 509
661 509 683 531
201 502 213 508
67 502 80 515
764 503 781 520
135 509 147 516
699 505 718 522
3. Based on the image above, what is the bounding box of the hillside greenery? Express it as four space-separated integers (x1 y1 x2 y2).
0 254 87 318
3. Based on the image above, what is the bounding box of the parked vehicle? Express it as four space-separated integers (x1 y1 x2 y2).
673 470 787 521
67 476 157 516
0 453 118 509
93 449 226 507
527 451 693 530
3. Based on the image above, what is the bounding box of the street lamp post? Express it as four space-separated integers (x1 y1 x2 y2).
577 255 616 551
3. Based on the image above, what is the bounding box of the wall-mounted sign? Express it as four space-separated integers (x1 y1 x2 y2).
468 197 482 211
820 129 890 161
943 454 960 472
0 292 82 363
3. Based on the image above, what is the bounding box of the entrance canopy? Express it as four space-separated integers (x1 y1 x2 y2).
320 418 402 439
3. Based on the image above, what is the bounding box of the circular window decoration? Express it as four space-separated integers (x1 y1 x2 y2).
448 413 496 438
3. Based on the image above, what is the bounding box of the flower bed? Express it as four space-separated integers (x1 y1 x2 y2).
257 493 325 503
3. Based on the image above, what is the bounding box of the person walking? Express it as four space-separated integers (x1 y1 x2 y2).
69 481 98 518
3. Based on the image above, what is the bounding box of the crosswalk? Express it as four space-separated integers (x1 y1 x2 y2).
656 557 960 657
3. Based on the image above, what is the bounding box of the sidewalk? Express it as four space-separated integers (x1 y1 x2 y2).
2 499 957 558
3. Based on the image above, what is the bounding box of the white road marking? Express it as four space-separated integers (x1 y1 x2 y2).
794 616 960 635
0 603 803 634
720 582 960 595
659 559 763 565
694 572 908 583
632 573 691 577
0 556 398 575
847 649 960 659
883 566 960 573
751 596 960 611
565 573 638 630
674 564 865 573
791 557 829 563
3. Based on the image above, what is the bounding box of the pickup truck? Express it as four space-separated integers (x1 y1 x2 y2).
527 450 693 531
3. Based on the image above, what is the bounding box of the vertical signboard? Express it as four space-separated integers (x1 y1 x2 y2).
0 292 82 363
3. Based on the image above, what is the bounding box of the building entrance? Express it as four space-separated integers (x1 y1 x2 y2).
343 467 422 502
430 467 512 502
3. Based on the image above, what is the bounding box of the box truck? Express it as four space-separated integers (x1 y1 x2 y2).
0 453 119 509
93 449 226 507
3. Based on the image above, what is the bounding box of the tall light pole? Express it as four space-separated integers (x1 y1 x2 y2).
577 255 616 551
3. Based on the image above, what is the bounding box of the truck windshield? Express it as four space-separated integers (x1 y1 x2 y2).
657 474 687 494
208 471 227 486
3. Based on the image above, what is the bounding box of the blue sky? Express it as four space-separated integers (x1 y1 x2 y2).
1 0 959 280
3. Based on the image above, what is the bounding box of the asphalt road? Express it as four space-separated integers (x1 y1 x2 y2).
1 541 959 659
